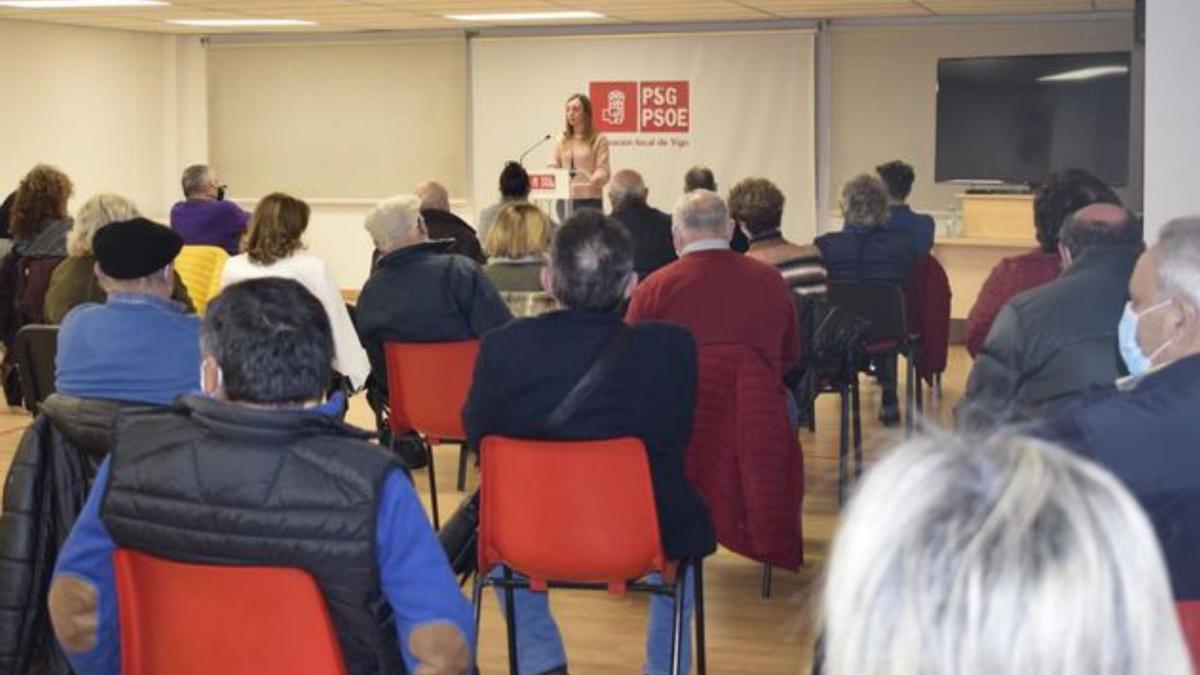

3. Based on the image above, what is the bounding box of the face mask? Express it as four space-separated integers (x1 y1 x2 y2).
216 184 227 202
1118 299 1174 376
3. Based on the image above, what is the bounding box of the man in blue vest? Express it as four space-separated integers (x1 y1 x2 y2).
48 278 474 675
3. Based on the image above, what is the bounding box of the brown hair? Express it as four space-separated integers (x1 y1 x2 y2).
562 93 596 144
243 192 309 265
11 164 72 240
485 203 552 260
729 178 786 237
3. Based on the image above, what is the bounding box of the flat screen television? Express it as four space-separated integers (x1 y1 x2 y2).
935 52 1132 187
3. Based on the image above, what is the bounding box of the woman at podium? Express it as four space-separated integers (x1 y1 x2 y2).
550 93 610 212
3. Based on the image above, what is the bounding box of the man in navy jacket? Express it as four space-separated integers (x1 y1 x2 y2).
877 160 936 256
463 211 715 675
1039 216 1200 607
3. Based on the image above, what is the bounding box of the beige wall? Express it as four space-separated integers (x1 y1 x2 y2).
828 17 1139 231
0 19 206 221
207 38 467 201
1144 1 1200 240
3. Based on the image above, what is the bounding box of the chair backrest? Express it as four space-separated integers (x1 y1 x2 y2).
478 436 665 589
173 245 229 315
1179 601 1200 673
825 281 908 346
384 340 479 441
14 324 58 415
114 549 347 675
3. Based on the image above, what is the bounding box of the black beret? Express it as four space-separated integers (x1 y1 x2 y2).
93 217 184 280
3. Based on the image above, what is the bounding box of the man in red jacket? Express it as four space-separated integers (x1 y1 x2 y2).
627 189 804 569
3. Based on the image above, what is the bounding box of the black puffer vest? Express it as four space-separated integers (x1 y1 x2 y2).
100 396 404 675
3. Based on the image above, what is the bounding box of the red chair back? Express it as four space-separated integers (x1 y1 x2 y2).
384 340 480 442
1178 600 1200 672
478 436 665 590
114 549 347 675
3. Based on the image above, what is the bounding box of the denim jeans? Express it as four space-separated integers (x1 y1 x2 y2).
488 567 695 674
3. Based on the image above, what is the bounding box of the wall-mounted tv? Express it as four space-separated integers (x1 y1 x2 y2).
935 52 1132 187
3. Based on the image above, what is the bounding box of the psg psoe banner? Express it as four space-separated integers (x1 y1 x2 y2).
470 30 816 241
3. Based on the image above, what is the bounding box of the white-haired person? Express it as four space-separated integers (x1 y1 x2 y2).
44 194 193 323
820 433 1192 675
355 194 511 455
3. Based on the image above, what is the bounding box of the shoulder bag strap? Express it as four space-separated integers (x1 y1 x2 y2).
543 323 630 435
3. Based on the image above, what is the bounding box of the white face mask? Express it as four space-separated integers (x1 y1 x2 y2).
1118 299 1174 376
199 361 223 397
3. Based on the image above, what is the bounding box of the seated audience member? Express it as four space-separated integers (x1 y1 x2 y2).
219 192 370 391
45 194 193 323
414 181 486 264
55 218 200 406
628 190 803 568
684 165 747 252
610 169 677 279
356 195 511 403
0 190 14 241
821 433 1191 675
0 165 72 338
876 160 935 256
816 174 917 284
730 177 827 298
482 202 551 293
965 169 1121 358
0 166 71 404
1039 217 1200 629
464 211 716 675
48 278 474 675
816 174 916 424
958 204 1142 429
169 164 248 255
477 161 531 242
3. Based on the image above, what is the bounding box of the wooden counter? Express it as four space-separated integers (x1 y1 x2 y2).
933 235 1039 320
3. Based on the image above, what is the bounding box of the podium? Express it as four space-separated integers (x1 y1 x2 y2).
527 168 576 223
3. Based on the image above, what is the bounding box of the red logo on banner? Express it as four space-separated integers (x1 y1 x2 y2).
529 174 557 190
639 81 690 133
590 81 640 133
589 81 690 134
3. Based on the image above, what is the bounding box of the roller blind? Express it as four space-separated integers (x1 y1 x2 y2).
208 37 467 200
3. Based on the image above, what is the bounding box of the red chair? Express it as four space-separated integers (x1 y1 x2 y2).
384 340 480 530
114 549 346 675
1178 601 1200 672
472 436 706 675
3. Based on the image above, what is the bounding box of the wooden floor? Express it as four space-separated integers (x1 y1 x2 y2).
0 348 973 674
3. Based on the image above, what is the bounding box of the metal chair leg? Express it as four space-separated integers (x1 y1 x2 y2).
426 439 440 530
851 378 863 478
503 567 518 675
694 560 707 675
670 565 686 675
934 372 943 401
761 565 773 599
837 382 850 508
471 570 485 639
457 442 469 492
904 354 915 436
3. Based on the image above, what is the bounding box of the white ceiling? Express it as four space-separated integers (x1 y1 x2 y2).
0 0 1134 34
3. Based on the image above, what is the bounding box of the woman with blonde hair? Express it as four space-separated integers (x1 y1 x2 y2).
821 433 1192 675
219 192 370 391
483 203 552 292
549 93 611 211
44 194 193 323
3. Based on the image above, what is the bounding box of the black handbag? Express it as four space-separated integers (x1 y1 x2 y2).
437 325 630 581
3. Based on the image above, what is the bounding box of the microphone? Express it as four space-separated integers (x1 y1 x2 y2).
519 134 553 166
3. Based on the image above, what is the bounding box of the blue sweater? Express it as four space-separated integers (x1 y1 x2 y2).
55 293 201 405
